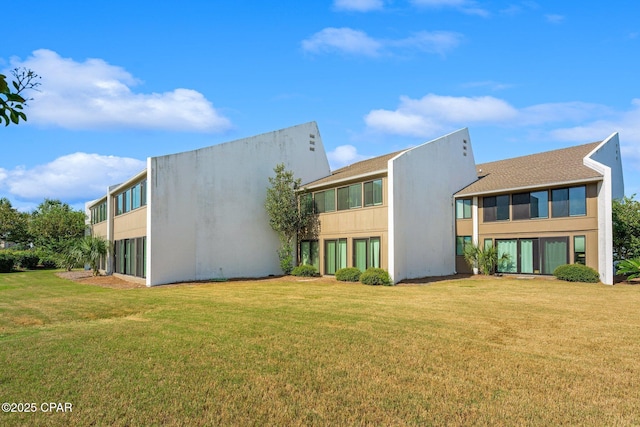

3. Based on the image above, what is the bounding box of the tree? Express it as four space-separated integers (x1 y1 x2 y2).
29 199 86 254
265 164 316 274
0 198 31 246
0 67 41 126
612 195 640 261
72 235 110 276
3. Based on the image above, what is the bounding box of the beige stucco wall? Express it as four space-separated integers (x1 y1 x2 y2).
113 206 147 240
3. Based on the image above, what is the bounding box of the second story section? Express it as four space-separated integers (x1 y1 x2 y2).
302 151 401 236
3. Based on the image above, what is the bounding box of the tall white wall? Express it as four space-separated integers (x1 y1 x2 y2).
584 132 625 285
388 128 478 283
147 122 330 286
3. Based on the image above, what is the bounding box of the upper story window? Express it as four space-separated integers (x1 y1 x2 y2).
456 199 472 219
552 186 586 217
364 179 383 207
314 189 335 213
115 179 147 216
512 190 549 220
338 184 362 210
314 178 383 213
91 201 107 224
483 195 509 222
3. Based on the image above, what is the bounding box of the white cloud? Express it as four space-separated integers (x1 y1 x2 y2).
365 94 517 136
327 145 370 168
410 0 489 16
0 153 146 202
545 14 565 24
6 49 232 132
302 28 462 57
333 0 384 12
302 28 383 56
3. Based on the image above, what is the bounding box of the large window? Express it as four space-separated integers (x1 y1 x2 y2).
314 189 335 213
483 195 509 222
552 186 586 217
325 239 347 275
494 237 567 275
115 180 147 216
114 236 146 278
338 184 362 210
364 179 383 207
512 191 549 220
456 199 472 219
353 237 381 271
300 240 320 270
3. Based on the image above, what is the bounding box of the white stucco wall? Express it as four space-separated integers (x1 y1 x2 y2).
583 132 625 285
388 128 478 283
146 122 330 286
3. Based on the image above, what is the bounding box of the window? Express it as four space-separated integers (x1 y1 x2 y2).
338 184 362 210
300 240 319 270
353 237 381 271
115 180 147 216
456 236 471 256
512 193 530 220
530 190 548 218
300 193 313 216
91 201 107 224
314 189 335 213
364 179 383 207
496 240 518 273
456 199 472 219
541 237 568 274
552 186 586 217
114 237 146 278
574 236 585 265
483 195 509 222
484 239 493 250
325 239 347 275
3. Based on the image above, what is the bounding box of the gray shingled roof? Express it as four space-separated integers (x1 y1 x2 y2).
455 141 603 196
303 149 406 188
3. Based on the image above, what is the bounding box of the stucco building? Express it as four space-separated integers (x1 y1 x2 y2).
86 123 623 286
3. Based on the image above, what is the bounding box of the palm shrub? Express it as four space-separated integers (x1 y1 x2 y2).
335 267 361 282
360 268 392 286
616 258 640 280
291 264 319 277
73 236 110 276
553 264 600 283
463 243 510 275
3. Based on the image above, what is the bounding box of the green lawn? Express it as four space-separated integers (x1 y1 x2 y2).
1 270 640 426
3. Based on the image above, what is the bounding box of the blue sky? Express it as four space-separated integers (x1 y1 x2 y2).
2 0 639 211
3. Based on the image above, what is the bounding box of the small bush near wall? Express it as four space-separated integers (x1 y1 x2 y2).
553 264 600 283
40 257 58 269
360 268 393 286
0 252 16 273
335 267 361 282
16 252 39 270
291 264 319 277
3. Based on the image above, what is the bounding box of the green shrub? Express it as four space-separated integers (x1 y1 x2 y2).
40 256 59 269
16 252 39 270
291 264 319 277
0 252 16 273
616 258 640 280
360 268 393 286
553 264 600 283
335 267 361 282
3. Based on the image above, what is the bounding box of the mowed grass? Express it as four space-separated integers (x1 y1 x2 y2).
1 271 640 426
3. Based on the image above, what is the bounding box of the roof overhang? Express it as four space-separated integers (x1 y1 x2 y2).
454 176 603 198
